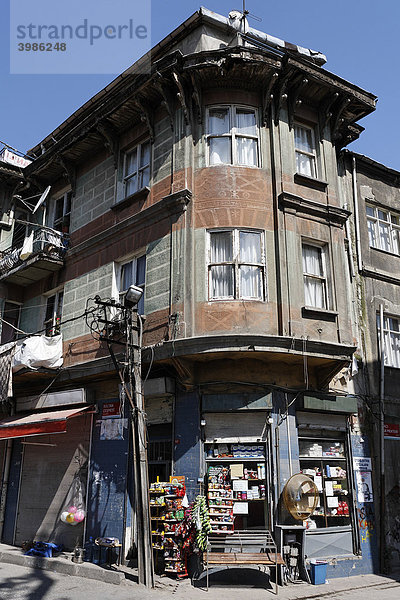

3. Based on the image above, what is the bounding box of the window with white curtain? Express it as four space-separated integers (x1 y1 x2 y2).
295 123 317 178
366 205 400 255
208 229 265 300
124 141 151 197
207 106 259 167
119 255 146 314
377 314 400 368
302 244 328 309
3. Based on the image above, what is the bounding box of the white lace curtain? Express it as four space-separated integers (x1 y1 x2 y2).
302 245 325 308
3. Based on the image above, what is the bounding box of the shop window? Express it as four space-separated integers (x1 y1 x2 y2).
1 302 21 344
44 292 63 337
299 436 352 529
208 229 265 300
207 106 259 167
295 123 317 178
205 442 268 532
302 243 328 309
119 255 146 314
377 313 400 368
366 205 400 255
124 141 151 197
51 192 72 233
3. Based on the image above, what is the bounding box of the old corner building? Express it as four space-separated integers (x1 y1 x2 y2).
0 7 399 581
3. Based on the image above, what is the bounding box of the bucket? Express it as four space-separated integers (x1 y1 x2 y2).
310 560 327 585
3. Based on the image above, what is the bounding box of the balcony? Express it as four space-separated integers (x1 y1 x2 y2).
0 226 68 286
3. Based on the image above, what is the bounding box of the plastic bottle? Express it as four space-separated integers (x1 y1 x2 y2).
91 542 100 565
83 537 94 562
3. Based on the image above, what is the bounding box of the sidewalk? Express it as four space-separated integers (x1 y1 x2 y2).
0 542 398 599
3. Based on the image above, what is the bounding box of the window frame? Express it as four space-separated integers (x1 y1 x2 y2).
51 191 72 233
206 105 260 168
207 228 266 301
44 291 63 337
294 122 318 179
377 313 400 368
366 204 400 256
117 254 146 315
123 140 151 198
302 242 329 310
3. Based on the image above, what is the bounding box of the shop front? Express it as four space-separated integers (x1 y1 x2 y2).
0 390 94 550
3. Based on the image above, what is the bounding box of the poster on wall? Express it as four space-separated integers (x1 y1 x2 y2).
353 457 372 471
100 418 127 441
356 471 373 503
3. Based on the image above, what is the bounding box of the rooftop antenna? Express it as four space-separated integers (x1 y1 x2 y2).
242 0 262 23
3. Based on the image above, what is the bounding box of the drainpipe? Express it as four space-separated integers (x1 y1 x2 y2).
379 303 386 572
352 156 363 273
0 440 13 540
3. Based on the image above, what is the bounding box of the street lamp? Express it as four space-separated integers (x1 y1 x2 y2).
124 284 143 308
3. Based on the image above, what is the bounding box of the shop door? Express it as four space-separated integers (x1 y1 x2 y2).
14 413 91 549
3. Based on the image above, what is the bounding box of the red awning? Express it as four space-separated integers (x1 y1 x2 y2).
0 406 95 440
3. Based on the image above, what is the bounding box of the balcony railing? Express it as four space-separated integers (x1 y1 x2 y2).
0 226 69 281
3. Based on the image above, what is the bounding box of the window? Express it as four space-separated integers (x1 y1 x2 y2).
208 229 265 300
52 192 72 233
302 244 328 309
377 314 400 368
295 124 317 178
366 205 400 255
1 302 21 344
44 292 63 337
119 255 146 314
124 141 150 197
207 106 259 167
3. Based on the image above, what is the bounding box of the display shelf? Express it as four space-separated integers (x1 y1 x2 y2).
299 456 346 460
206 457 265 462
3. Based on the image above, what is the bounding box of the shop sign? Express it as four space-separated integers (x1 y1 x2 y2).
353 457 372 471
384 423 400 439
356 471 373 503
102 401 120 418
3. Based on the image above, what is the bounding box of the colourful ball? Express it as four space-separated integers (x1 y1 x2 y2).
74 510 85 523
66 512 75 524
68 505 77 514
60 511 70 523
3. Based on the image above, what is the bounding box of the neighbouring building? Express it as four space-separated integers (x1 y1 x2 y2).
2 6 398 579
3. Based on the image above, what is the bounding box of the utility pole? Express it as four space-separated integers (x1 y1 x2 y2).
88 295 154 587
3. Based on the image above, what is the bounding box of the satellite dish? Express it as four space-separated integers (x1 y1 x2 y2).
32 185 51 214
282 473 319 520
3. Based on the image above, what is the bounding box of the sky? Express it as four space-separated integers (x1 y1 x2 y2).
0 0 399 169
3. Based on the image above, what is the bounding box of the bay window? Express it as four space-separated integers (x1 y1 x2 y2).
124 141 150 197
208 229 265 300
295 124 317 178
366 205 400 255
207 106 259 167
377 314 400 368
302 244 328 309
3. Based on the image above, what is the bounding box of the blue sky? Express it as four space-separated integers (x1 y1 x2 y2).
1 1 399 169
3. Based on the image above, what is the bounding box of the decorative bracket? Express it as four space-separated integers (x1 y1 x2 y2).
172 71 190 126
190 72 203 126
273 69 293 126
288 77 309 130
318 92 339 138
56 155 76 196
154 72 175 131
97 119 119 168
331 96 351 141
134 97 155 143
262 71 279 125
